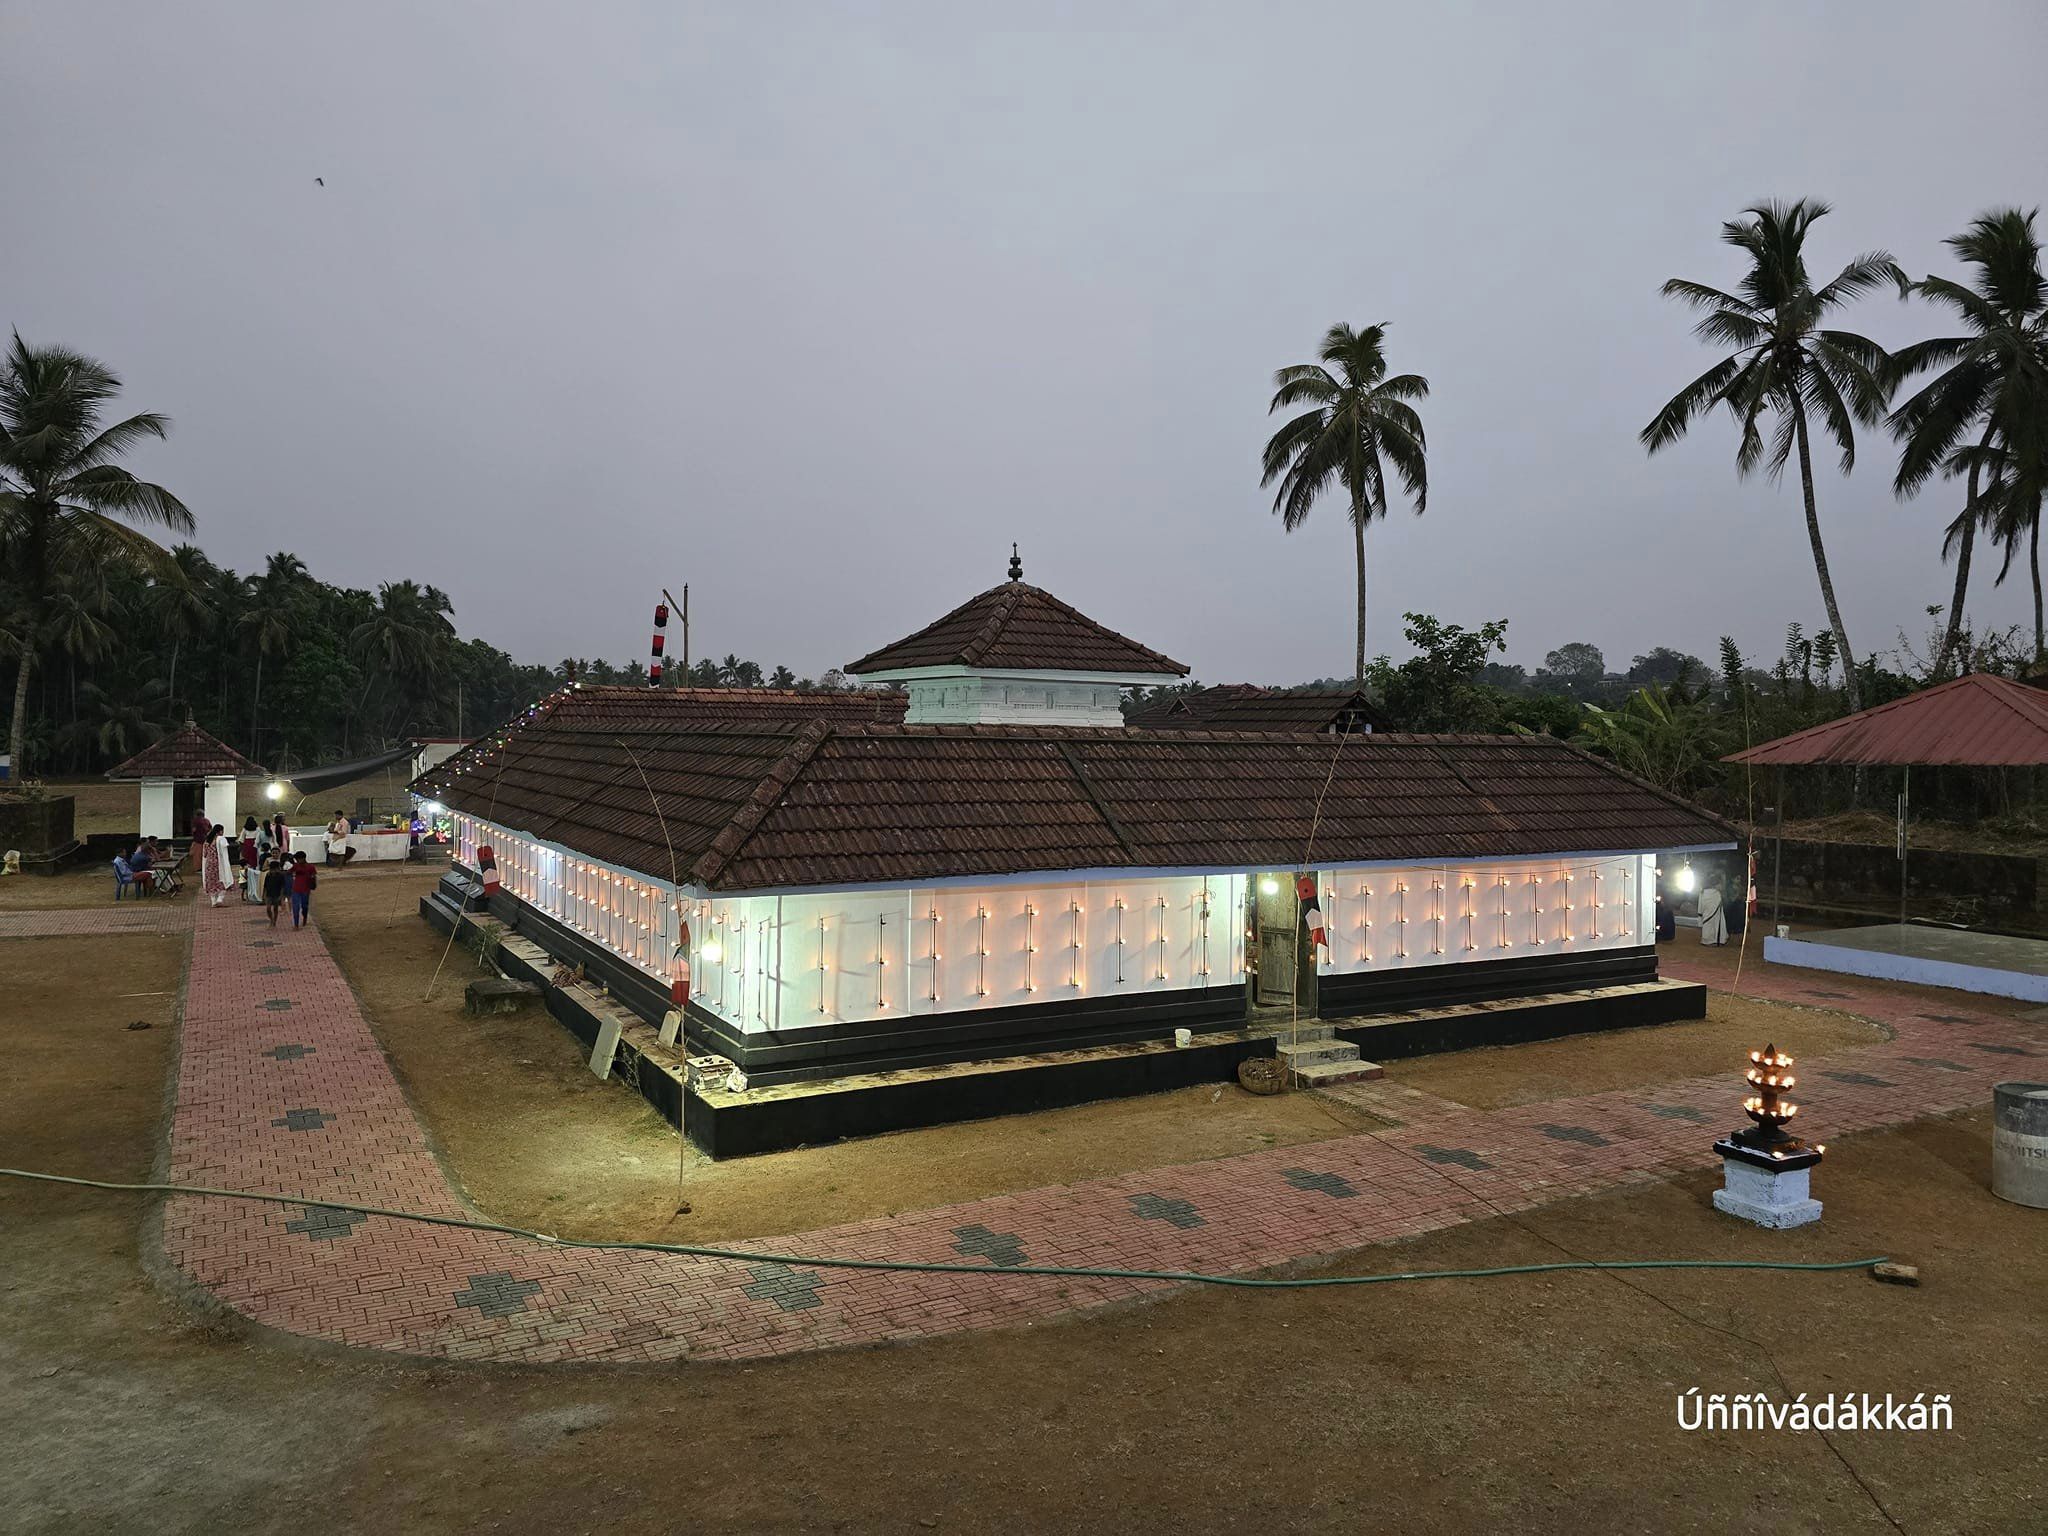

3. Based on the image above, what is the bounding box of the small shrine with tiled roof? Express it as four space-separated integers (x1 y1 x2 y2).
414 561 1734 1156
107 715 267 842
845 547 1188 726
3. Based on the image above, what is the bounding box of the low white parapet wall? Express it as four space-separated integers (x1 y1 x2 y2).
1764 934 2048 1004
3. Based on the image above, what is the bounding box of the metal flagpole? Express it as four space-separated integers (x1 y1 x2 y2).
1898 765 1910 928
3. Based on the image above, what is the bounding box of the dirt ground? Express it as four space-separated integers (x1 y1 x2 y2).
1388 990 1888 1110
4 915 2044 1532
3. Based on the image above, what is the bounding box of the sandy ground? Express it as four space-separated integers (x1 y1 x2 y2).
3 910 2043 1532
1387 989 1888 1110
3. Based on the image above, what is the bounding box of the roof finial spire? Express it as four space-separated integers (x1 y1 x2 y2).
1008 542 1022 583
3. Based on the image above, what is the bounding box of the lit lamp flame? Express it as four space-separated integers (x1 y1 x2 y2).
1729 1042 1818 1161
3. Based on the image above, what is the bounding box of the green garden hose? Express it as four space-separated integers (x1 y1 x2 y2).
1 1167 1888 1289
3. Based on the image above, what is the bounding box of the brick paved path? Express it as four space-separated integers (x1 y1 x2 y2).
153 911 2041 1364
0 902 196 939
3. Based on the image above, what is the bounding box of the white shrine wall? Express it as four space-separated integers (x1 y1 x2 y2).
453 813 1658 1038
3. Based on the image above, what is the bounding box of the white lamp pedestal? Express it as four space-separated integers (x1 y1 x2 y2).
1712 1139 1823 1229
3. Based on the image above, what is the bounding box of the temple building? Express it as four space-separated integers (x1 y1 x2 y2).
417 560 1733 1154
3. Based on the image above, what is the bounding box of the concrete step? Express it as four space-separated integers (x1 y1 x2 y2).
1276 1038 1359 1068
1289 1056 1385 1087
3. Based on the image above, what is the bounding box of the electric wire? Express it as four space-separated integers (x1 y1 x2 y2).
1 1167 1887 1291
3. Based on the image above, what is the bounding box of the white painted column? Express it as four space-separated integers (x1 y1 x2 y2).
138 780 176 839
204 776 238 836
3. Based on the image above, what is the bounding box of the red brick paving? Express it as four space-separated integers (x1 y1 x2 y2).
140 908 2043 1363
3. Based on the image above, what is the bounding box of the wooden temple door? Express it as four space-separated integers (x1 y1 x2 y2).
1249 872 1315 1013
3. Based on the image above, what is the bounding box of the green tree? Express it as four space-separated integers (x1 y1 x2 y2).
1890 209 2048 672
1363 613 1510 731
1643 201 1904 710
0 334 192 774
1261 323 1429 686
240 552 312 755
1951 431 2048 657
148 543 217 713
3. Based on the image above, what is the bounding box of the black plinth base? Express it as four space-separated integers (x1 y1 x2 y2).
1714 1135 1823 1172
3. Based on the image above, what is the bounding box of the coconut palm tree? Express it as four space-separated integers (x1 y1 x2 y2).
1261 322 1429 686
240 552 311 751
0 334 192 774
148 543 218 712
1643 200 1904 710
1950 424 2048 658
1889 209 2048 673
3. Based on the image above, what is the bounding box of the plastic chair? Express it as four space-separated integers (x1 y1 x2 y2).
113 856 136 900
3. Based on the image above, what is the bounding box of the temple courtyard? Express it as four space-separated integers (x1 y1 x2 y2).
3 862 2044 1533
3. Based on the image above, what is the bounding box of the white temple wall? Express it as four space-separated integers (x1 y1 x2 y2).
1312 854 1653 975
454 813 1655 1038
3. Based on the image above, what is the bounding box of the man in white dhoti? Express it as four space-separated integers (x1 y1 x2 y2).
1697 874 1727 946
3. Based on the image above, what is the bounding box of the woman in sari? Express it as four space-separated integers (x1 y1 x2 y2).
203 823 233 908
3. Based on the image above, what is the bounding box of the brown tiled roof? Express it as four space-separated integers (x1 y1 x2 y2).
845 582 1189 677
1726 672 2048 767
106 723 265 781
418 695 1734 893
1126 684 1387 734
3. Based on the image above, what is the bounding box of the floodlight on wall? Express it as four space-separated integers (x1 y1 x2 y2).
265 781 285 801
1260 876 1279 896
1676 858 1697 894
700 940 723 964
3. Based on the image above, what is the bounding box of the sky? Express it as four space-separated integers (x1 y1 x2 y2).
4 1 2046 686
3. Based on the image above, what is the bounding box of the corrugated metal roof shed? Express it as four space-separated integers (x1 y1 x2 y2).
1725 673 2048 767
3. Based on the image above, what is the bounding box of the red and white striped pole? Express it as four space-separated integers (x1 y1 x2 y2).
648 599 669 686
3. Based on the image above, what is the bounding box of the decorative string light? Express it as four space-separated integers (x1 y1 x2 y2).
1528 873 1543 946
1024 903 1035 994
1462 877 1476 952
1561 871 1573 944
1067 898 1082 989
928 904 941 1004
1198 883 1212 978
876 912 887 1010
1497 875 1510 949
817 915 828 1015
1113 897 1126 983
1360 883 1373 965
1430 876 1444 954
1155 895 1168 981
975 906 989 997
1394 882 1407 958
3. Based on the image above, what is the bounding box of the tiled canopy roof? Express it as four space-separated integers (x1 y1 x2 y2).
1126 684 1387 734
417 693 1733 893
1726 672 2048 767
106 722 265 781
845 582 1189 677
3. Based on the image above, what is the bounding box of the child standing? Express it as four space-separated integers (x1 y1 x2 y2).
288 851 318 929
262 855 288 928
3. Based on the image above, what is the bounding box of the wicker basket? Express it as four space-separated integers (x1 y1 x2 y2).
1237 1055 1286 1096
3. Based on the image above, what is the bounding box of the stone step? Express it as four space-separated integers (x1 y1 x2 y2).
1289 1056 1386 1087
1276 1038 1358 1068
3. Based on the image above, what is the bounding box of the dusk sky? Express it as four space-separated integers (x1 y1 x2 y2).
5 1 2045 685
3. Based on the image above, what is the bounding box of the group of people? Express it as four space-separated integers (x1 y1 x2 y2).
122 835 180 896
189 809 319 927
